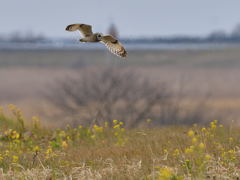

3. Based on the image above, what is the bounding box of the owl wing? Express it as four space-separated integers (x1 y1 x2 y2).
100 35 127 58
65 24 93 37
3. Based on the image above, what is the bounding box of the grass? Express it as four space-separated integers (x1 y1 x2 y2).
0 105 239 179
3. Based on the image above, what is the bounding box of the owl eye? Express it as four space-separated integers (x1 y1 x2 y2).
96 34 102 40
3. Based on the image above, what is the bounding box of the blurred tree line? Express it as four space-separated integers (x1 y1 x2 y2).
0 31 46 43
124 23 240 43
1 23 240 43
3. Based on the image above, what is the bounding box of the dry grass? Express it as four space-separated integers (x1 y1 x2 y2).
0 105 239 179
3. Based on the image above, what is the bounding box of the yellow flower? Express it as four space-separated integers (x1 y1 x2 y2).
158 167 173 179
5 150 9 156
0 154 3 161
8 104 16 111
45 147 53 159
61 141 68 148
205 154 211 160
104 121 108 128
146 119 152 123
46 147 53 154
192 137 197 144
13 139 20 144
12 155 19 163
93 124 103 132
185 146 194 154
12 131 20 139
210 120 217 129
90 135 96 139
119 121 123 125
59 131 66 138
187 130 194 137
33 146 40 152
32 116 39 122
211 124 216 129
199 143 205 149
32 116 40 128
201 128 206 132
113 124 120 129
173 149 180 156
78 125 83 129
113 120 118 124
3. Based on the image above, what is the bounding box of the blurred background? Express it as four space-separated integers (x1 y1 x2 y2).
1 0 240 127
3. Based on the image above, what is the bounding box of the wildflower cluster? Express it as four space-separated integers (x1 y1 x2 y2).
157 120 240 179
0 105 129 171
0 105 239 179
112 120 127 146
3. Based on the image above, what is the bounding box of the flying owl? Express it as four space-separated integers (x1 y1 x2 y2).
66 23 127 58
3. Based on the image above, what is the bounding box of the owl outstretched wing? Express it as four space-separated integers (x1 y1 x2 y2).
100 35 127 58
65 24 93 37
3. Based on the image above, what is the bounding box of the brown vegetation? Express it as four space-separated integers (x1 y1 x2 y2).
48 68 213 128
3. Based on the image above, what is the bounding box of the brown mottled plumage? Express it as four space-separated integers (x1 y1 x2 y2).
66 23 127 58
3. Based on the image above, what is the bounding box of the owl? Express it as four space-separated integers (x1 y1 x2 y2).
66 23 127 58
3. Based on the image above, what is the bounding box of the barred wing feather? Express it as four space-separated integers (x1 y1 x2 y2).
100 35 127 58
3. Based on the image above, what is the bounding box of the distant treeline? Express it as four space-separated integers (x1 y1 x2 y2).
123 30 240 44
124 23 240 44
3 35 240 44
0 31 46 43
122 36 240 44
2 23 240 44
4 35 240 44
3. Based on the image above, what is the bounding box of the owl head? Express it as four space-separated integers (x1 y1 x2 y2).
96 33 103 41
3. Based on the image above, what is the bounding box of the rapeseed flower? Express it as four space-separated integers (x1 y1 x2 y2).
12 155 19 163
113 120 118 124
33 146 40 152
198 143 205 149
146 119 152 123
192 137 197 144
205 154 212 160
187 130 194 137
157 167 173 180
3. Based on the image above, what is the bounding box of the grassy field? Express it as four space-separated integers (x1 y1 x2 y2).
0 105 239 179
0 48 240 179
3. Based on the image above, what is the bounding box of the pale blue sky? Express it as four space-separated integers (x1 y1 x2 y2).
0 0 240 38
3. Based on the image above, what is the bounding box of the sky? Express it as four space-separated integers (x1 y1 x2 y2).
0 0 240 38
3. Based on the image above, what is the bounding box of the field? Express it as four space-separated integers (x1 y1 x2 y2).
0 48 240 124
0 47 240 179
0 105 239 179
